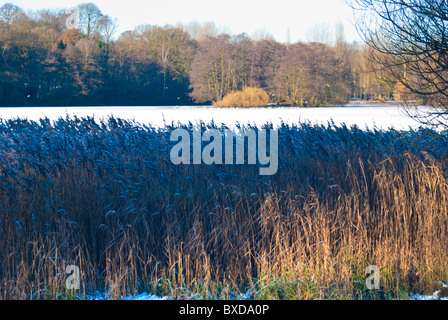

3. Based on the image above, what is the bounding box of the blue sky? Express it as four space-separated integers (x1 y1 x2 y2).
6 0 361 43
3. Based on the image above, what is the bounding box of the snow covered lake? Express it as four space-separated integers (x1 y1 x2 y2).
0 105 426 130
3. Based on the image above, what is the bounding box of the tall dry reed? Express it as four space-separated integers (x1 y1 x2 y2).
0 117 447 299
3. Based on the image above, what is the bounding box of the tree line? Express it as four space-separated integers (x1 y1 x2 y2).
0 2 400 107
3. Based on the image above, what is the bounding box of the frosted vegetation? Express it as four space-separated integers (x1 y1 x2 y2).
0 116 447 300
2 0 448 301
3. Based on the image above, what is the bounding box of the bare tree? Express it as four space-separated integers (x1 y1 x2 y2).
251 27 275 42
0 3 23 30
274 42 352 106
350 0 448 127
306 21 347 46
306 23 333 44
189 35 237 103
78 2 103 38
65 38 103 95
98 15 118 45
177 21 231 41
177 21 217 41
30 9 67 34
350 45 395 101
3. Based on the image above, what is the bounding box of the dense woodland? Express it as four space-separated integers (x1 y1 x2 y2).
0 2 399 107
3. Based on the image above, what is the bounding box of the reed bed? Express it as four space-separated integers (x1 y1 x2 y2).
0 116 447 300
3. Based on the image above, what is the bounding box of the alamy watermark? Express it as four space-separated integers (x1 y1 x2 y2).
65 265 80 290
65 6 80 30
170 128 278 176
365 265 380 290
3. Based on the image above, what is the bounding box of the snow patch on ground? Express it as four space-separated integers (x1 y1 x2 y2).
85 291 169 300
85 290 253 301
124 293 170 300
410 282 448 300
87 286 448 300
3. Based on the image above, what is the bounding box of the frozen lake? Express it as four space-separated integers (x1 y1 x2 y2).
0 105 427 130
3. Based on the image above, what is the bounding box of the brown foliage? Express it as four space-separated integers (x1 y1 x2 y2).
213 86 270 107
59 29 82 47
